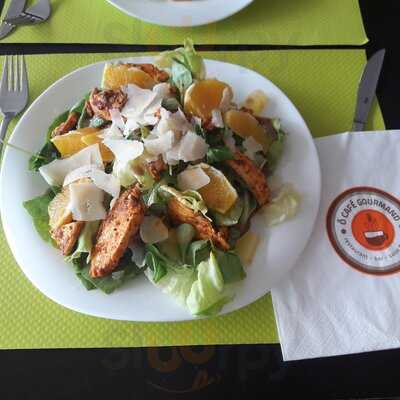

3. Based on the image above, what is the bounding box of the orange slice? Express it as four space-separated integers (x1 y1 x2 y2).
102 63 156 90
198 165 238 214
48 186 72 230
184 79 233 121
81 133 114 163
224 109 273 153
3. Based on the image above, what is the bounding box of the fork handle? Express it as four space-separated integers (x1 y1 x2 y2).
0 114 12 155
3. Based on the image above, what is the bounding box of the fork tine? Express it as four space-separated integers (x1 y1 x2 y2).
20 55 28 97
0 56 8 94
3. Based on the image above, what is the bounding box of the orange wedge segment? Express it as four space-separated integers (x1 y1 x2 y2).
198 165 238 214
81 133 115 163
102 63 156 90
48 186 72 230
184 79 233 121
51 128 98 158
224 109 273 153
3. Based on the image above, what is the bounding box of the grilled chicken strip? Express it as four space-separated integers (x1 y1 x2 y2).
51 222 84 256
148 157 167 180
89 88 127 121
90 185 145 278
167 197 230 251
226 151 270 206
51 112 79 138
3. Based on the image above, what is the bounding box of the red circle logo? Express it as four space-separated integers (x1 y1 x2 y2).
351 209 395 251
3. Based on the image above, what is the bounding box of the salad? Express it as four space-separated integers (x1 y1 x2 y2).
23 40 299 317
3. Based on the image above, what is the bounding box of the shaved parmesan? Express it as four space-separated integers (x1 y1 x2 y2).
109 108 125 131
39 144 103 187
129 240 146 267
178 131 209 162
121 84 163 136
177 166 210 191
103 139 144 165
69 182 106 222
63 164 98 186
163 144 181 166
99 123 124 140
223 129 236 152
143 130 176 156
140 216 169 244
90 169 120 198
152 82 172 99
122 84 158 119
153 108 192 136
243 136 263 160
211 109 224 128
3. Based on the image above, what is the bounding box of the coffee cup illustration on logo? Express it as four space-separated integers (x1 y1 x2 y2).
327 187 400 275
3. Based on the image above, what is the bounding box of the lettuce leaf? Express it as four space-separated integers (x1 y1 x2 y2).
266 119 285 174
23 189 57 243
28 111 67 171
73 249 144 294
206 146 234 164
146 251 232 316
187 240 211 267
186 252 232 316
214 249 246 284
156 38 206 80
212 198 243 227
65 221 100 264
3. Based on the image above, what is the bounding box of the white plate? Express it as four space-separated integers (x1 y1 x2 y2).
107 0 254 27
0 57 321 322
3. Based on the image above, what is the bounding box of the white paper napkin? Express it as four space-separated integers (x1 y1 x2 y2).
272 131 400 361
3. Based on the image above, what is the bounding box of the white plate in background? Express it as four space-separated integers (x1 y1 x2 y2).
107 0 254 27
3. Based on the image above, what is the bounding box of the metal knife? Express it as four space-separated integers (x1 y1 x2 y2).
352 49 386 132
0 0 27 40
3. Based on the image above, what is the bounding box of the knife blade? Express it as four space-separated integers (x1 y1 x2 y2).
0 0 27 40
352 49 385 132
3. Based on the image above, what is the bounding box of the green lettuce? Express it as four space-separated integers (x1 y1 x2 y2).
28 112 67 171
155 38 206 80
65 221 100 264
266 119 286 174
146 251 234 317
73 249 144 294
23 189 58 243
186 252 232 316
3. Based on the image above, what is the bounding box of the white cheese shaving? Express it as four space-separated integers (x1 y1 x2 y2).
63 164 98 187
90 169 121 199
223 129 236 152
152 82 172 99
128 240 146 267
39 144 103 187
109 108 125 131
153 108 192 136
143 130 176 156
69 182 106 222
121 84 163 136
99 123 124 140
122 84 158 119
178 131 209 162
103 139 144 165
211 109 224 128
243 136 263 160
140 216 169 244
177 166 211 191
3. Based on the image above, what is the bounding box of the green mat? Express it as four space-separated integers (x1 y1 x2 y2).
0 0 368 45
0 50 384 349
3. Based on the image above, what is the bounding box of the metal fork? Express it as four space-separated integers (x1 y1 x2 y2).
0 55 29 154
4 0 51 26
